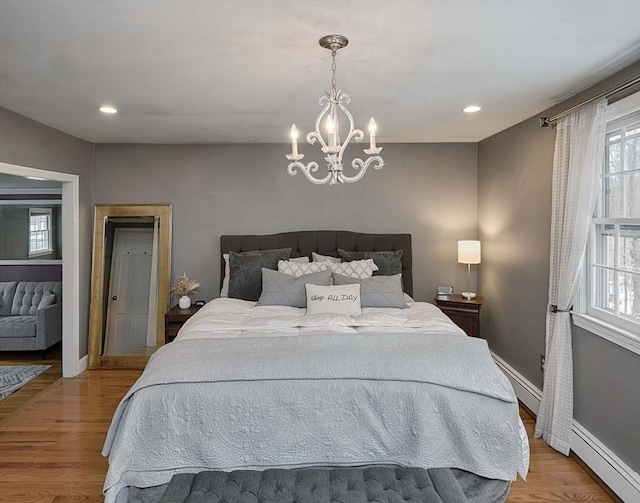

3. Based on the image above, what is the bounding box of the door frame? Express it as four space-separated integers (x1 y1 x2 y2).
0 161 83 377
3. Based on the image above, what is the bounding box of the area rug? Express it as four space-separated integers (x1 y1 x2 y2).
0 365 51 401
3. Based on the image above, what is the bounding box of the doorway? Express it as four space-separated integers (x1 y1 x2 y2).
104 228 154 356
0 162 81 377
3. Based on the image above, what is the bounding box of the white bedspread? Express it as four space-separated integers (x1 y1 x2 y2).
175 297 467 338
102 299 529 503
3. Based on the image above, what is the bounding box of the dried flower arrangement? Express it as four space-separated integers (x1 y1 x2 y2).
171 273 200 297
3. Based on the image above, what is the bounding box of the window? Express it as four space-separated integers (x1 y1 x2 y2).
579 92 640 344
28 208 53 257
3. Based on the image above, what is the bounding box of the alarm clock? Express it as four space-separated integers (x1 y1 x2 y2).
437 285 454 295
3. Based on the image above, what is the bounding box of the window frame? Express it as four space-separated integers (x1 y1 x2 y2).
573 91 640 356
28 207 54 257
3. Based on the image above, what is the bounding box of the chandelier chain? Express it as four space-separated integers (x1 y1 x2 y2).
331 49 337 92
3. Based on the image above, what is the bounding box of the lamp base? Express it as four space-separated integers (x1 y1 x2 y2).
461 291 477 300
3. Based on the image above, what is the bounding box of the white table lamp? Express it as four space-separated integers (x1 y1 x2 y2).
458 240 481 300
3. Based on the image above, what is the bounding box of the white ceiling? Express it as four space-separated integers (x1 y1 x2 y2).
1 0 639 144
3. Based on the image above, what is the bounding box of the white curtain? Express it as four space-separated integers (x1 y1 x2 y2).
534 99 607 454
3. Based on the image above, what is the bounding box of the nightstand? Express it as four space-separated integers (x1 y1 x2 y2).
164 304 203 343
434 294 484 337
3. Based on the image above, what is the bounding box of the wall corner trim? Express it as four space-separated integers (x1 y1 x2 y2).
76 355 88 375
491 351 640 502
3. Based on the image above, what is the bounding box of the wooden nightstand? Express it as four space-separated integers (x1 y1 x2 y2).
434 294 484 337
164 304 203 343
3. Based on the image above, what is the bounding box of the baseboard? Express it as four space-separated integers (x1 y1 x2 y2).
491 351 640 502
76 354 88 375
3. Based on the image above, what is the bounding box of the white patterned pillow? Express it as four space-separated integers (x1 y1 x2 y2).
327 259 378 279
278 260 330 277
305 283 362 316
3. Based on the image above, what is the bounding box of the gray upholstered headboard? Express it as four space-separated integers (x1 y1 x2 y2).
220 230 413 296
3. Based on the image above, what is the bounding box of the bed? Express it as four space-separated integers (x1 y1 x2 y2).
102 231 528 503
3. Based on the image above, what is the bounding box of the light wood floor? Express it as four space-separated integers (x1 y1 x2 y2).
0 365 619 502
0 344 62 425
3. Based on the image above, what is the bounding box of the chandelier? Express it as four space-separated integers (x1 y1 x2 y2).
286 35 384 185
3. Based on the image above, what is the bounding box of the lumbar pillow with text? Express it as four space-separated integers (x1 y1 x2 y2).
305 283 362 316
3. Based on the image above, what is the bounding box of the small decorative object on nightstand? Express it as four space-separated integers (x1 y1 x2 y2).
170 273 200 310
434 294 484 338
164 304 203 343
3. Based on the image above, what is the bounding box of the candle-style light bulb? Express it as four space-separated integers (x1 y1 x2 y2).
368 118 377 134
326 117 335 134
290 124 299 157
326 116 336 147
368 117 377 149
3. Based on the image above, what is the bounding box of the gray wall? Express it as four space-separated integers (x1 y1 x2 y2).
478 61 640 472
92 143 478 302
0 204 62 259
0 106 94 356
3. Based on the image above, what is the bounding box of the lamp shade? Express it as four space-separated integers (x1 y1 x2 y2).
458 240 481 264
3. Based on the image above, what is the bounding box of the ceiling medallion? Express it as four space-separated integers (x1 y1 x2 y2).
286 35 384 186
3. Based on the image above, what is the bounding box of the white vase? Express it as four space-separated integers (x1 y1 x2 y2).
178 295 191 309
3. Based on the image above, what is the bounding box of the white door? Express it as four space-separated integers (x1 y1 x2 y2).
105 228 153 355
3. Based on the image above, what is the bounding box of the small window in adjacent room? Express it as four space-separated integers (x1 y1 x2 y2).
28 208 53 257
578 91 640 346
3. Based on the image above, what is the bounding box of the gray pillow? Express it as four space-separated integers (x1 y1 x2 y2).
312 252 341 263
337 249 403 276
258 268 332 308
332 273 406 308
37 293 57 310
228 248 292 301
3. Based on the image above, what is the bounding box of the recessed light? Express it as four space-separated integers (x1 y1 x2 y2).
463 105 482 113
98 105 118 114
26 176 47 181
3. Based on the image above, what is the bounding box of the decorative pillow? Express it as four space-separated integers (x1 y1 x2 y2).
228 248 292 301
312 252 341 263
278 260 330 278
332 273 406 308
220 253 231 297
337 249 403 277
327 259 378 279
37 293 57 310
305 283 362 316
258 269 332 308
221 252 305 297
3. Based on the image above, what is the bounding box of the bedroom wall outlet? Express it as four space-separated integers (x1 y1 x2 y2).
540 354 545 373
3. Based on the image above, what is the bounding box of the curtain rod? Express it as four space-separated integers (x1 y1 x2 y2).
539 75 640 127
